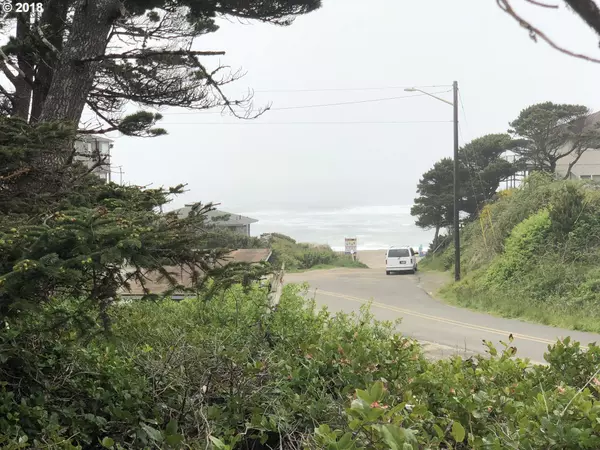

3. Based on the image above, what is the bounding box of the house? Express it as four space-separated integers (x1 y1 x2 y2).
500 111 600 189
74 135 113 183
173 206 258 236
555 111 600 181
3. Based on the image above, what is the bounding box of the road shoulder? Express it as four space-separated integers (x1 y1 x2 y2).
416 269 452 299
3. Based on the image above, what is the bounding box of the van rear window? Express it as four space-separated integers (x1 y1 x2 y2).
388 249 409 257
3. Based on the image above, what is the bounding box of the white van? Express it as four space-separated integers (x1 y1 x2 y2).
386 246 418 275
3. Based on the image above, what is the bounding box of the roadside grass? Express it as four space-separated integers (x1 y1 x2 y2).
438 270 600 334
418 255 450 272
441 288 600 333
288 260 368 273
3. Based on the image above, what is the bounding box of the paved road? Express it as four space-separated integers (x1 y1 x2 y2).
284 267 600 364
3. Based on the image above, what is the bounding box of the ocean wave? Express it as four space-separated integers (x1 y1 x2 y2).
241 204 413 219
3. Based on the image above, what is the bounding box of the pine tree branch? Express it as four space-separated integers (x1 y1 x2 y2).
0 50 22 83
563 0 600 36
0 60 16 84
526 0 558 7
78 49 226 63
193 58 270 120
36 26 60 54
78 127 118 134
0 84 15 106
81 101 120 134
497 0 600 64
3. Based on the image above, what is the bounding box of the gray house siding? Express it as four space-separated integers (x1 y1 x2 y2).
173 206 258 236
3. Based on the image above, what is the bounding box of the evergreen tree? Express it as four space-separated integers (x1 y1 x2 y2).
0 117 270 330
411 158 455 244
509 102 600 177
0 0 321 133
412 134 519 243
459 133 519 216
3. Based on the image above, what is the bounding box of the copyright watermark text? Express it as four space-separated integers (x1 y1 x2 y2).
1 1 44 13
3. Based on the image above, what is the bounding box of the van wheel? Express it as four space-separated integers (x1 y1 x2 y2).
386 271 390 275
415 265 418 272
409 269 415 274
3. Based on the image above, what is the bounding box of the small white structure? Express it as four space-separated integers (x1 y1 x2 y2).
74 135 113 183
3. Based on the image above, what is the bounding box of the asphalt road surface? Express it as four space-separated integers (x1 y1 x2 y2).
285 261 600 364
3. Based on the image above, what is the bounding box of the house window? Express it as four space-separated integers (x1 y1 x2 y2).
580 175 600 181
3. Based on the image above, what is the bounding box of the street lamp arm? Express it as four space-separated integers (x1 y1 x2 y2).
409 88 453 106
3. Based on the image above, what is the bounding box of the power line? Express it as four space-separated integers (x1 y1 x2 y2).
457 88 472 142
159 120 453 126
251 84 452 93
150 90 453 115
273 90 452 111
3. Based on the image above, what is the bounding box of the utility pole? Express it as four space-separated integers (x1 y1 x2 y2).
405 82 461 281
453 81 460 281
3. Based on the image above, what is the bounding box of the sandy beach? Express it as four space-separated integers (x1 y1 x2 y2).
356 249 387 269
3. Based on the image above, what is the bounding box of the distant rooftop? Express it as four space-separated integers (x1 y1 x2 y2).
218 249 272 265
173 206 258 226
77 134 114 144
119 249 271 297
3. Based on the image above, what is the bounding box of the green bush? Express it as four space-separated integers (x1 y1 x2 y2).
313 339 600 449
267 234 367 271
4 283 600 448
0 284 421 449
484 208 551 286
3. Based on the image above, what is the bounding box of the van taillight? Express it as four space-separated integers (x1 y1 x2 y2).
385 259 387 264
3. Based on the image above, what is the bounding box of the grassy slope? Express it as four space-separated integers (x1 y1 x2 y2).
421 173 600 333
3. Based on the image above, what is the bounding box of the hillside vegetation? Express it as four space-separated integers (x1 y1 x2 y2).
423 173 600 331
266 233 368 271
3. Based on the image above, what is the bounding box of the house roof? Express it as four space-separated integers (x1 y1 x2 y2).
118 248 271 297
584 111 600 128
219 249 272 264
173 206 258 226
77 134 113 144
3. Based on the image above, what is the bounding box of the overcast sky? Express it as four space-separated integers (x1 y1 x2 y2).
108 0 600 213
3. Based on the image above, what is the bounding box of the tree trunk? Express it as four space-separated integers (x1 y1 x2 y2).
30 0 70 122
12 12 34 119
434 225 440 244
563 147 587 180
39 0 124 123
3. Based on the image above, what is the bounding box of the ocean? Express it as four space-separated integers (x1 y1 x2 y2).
240 205 434 251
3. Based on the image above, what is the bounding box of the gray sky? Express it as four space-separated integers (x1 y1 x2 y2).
109 0 600 213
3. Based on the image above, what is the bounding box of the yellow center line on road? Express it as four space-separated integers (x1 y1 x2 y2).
314 288 586 350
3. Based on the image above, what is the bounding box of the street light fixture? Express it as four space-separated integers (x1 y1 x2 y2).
406 82 461 281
